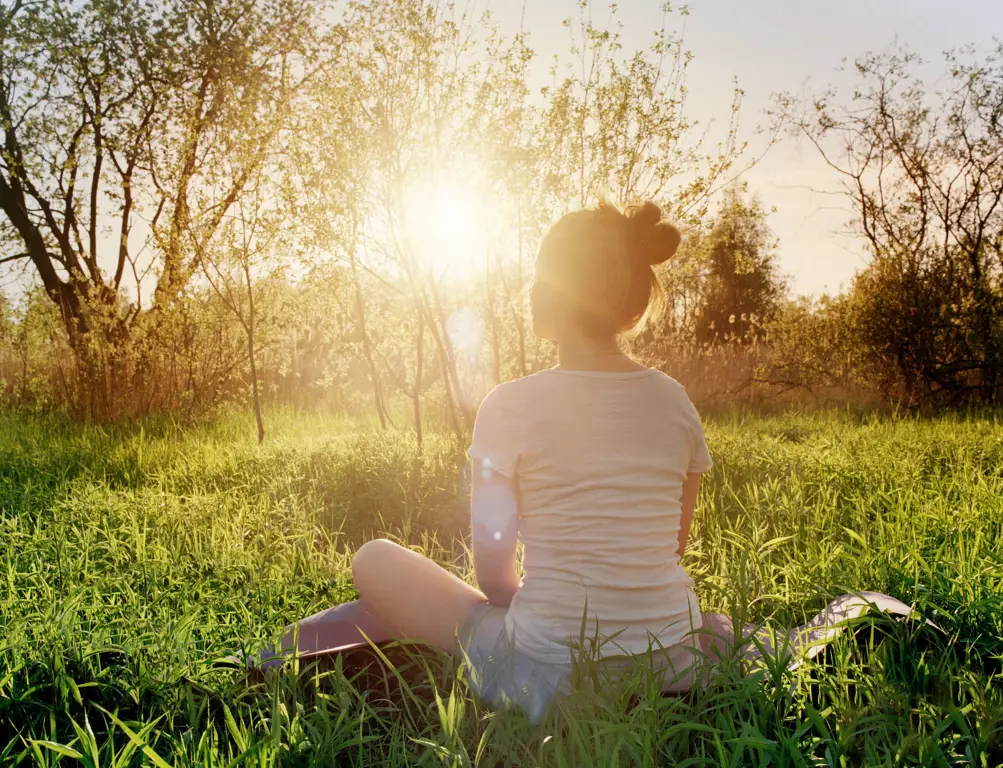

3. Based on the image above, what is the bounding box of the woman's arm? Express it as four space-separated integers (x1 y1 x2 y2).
470 460 521 607
677 472 702 558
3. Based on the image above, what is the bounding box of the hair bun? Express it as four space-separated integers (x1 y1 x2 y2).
623 201 681 266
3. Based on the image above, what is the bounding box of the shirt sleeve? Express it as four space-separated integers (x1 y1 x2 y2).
468 385 520 478
681 390 713 474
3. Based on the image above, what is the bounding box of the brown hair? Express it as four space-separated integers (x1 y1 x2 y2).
535 201 681 338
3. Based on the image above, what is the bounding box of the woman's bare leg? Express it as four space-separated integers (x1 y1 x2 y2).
255 539 489 668
257 599 393 667
351 538 490 652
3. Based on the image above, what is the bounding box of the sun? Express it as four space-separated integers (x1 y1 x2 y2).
402 176 490 280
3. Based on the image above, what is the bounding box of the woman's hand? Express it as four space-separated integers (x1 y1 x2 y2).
470 459 521 607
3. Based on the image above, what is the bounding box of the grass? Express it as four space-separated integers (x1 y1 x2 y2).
1 406 1002 765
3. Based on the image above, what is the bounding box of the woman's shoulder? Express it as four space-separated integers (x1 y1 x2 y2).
480 371 554 409
634 368 688 394
479 371 580 421
636 371 705 419
657 370 690 391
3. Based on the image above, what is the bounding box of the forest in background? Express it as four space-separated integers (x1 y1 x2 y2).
2 0 1003 439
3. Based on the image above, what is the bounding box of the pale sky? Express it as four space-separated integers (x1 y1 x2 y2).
496 0 1003 297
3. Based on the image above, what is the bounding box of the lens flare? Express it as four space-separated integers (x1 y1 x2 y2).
446 307 484 364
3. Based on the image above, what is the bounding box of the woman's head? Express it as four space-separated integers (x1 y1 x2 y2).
530 201 681 342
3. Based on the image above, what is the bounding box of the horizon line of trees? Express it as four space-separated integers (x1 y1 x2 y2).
1 0 1002 438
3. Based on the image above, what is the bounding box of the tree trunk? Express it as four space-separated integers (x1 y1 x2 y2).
427 280 474 430
244 264 265 444
350 251 389 428
248 331 265 444
436 342 462 435
485 256 502 386
407 276 463 434
514 206 528 376
413 317 424 448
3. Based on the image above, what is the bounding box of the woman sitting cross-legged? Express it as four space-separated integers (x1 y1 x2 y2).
255 201 712 721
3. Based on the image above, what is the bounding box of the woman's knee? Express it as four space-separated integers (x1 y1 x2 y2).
352 538 403 594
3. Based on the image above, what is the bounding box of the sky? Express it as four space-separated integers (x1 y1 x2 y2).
494 0 1003 297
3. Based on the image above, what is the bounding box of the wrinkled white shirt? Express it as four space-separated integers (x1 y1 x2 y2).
468 368 712 664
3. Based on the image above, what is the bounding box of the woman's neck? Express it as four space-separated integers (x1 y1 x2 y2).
556 335 644 372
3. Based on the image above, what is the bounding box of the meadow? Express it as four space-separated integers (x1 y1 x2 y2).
2 408 1003 766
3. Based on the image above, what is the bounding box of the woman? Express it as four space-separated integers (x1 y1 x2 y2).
254 200 710 721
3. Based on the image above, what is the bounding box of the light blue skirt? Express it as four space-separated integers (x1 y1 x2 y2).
457 603 700 723
457 592 938 723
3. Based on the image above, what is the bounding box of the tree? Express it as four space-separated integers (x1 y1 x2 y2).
537 2 773 228
758 294 877 400
304 0 542 437
197 176 290 443
0 0 329 413
292 21 392 431
0 0 778 419
794 45 1003 403
694 189 784 345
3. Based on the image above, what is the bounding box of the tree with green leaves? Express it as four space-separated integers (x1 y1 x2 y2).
0 0 331 414
794 45 1003 404
693 189 784 346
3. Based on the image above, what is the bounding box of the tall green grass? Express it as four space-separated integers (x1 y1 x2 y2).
1 407 1001 765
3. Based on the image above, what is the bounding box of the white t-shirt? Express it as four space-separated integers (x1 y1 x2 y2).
468 367 712 664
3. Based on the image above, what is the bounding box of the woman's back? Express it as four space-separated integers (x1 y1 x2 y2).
469 367 712 664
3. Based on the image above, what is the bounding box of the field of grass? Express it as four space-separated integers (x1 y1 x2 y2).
2 407 1003 765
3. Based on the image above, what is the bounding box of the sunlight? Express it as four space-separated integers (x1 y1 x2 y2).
403 177 491 280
